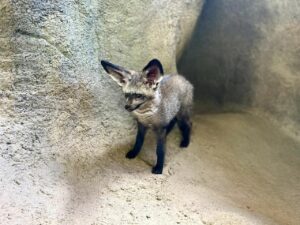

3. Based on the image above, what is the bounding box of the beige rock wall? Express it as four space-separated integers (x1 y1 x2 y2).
0 0 204 160
0 1 204 222
1 0 300 224
178 0 300 136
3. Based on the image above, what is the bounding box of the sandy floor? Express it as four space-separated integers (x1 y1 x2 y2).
1 112 300 225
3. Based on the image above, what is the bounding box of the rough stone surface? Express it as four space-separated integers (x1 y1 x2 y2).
1 0 204 156
178 0 300 136
0 0 204 224
1 0 300 224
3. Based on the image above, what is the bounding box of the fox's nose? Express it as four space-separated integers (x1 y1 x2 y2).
125 105 131 111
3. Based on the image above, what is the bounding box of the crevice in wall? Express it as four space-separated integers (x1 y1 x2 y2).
176 0 259 112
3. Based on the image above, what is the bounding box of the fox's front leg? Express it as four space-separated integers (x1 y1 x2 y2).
126 122 147 159
152 128 167 174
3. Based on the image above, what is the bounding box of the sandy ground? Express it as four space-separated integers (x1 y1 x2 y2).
1 112 300 225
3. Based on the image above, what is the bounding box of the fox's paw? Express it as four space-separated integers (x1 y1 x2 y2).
126 150 138 159
151 166 163 174
180 139 190 148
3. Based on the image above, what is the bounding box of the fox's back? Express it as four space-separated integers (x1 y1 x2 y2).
158 74 193 124
160 74 193 105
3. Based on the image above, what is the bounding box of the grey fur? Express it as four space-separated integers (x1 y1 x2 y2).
101 59 193 174
132 74 193 127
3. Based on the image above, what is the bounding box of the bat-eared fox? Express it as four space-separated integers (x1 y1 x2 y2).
101 59 193 174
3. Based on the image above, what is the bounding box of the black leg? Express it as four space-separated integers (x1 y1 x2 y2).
126 122 147 159
177 116 191 148
166 117 177 135
152 128 167 174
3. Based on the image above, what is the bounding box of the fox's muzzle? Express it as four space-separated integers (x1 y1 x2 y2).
125 103 143 112
125 105 134 112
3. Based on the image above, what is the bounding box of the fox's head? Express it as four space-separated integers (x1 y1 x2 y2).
101 59 164 112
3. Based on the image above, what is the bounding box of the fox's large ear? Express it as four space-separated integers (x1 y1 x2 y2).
143 59 164 86
101 60 131 86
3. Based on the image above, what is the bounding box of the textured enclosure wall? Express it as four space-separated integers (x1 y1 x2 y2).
178 0 300 135
1 0 300 224
0 0 204 161
0 1 204 223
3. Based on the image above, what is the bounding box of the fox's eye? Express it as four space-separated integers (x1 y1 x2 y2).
135 94 144 98
135 94 146 100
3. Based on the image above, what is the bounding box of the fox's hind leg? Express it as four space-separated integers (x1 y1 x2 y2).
177 114 192 148
126 122 148 159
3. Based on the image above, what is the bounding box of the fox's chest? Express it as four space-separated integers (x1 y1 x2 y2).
132 106 174 128
131 94 179 127
133 111 158 127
